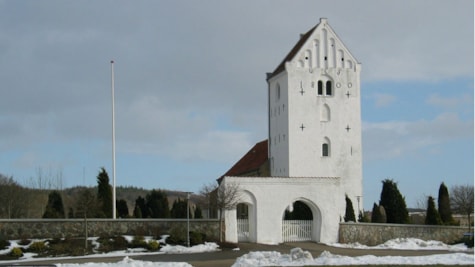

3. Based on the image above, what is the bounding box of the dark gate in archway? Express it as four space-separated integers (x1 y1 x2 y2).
282 201 313 242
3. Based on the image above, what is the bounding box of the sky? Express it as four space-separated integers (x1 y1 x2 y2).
0 0 473 210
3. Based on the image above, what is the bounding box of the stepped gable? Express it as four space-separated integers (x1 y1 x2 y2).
267 25 316 80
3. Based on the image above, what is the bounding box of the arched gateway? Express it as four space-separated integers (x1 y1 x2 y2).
219 18 363 244
222 176 340 244
282 199 320 242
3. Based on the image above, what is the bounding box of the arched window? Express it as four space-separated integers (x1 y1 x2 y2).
276 83 281 101
320 104 330 122
317 81 323 95
326 81 332 96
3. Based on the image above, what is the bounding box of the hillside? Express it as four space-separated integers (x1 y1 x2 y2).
0 179 207 219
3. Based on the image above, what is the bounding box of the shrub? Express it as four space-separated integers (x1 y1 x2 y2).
462 236 474 248
167 225 186 245
48 238 62 245
465 237 474 248
48 238 92 256
9 247 23 258
0 239 10 249
190 231 206 246
97 236 128 252
28 241 47 253
147 240 160 251
130 236 147 249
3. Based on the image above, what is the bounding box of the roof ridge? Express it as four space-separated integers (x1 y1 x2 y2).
266 23 318 80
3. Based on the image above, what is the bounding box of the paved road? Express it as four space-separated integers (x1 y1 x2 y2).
3 242 470 267
135 242 467 267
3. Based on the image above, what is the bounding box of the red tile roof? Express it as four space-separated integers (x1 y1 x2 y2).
220 139 268 178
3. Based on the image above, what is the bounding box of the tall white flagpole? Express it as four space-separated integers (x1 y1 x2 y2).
111 60 117 219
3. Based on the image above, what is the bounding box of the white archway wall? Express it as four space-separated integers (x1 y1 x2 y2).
239 190 257 242
222 176 344 244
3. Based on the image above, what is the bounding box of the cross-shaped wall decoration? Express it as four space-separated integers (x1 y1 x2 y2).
346 91 351 98
345 125 351 132
300 124 305 131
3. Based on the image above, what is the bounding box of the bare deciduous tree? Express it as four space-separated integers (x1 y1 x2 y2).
450 185 474 232
76 187 99 219
0 174 26 218
199 182 217 219
200 181 241 241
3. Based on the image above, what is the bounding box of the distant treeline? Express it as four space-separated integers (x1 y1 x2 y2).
0 171 208 219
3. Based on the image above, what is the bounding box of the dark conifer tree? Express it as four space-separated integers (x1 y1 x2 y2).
438 182 454 225
344 195 356 222
133 205 142 218
358 211 370 222
425 196 442 225
194 206 203 219
379 179 409 224
146 190 170 218
134 196 147 218
170 198 188 218
116 199 129 218
43 191 65 218
96 167 112 218
68 207 74 218
371 203 387 223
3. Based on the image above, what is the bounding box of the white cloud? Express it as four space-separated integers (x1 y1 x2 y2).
363 112 473 161
0 1 472 189
426 93 473 110
372 93 397 108
171 130 253 163
111 95 255 164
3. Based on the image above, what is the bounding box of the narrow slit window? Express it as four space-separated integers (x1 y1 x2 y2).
322 143 329 157
317 81 323 95
326 81 332 96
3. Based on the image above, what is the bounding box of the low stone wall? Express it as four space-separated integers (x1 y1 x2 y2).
339 222 469 246
0 219 220 241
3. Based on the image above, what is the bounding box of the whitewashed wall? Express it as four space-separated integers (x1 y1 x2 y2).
267 18 363 216
222 176 344 244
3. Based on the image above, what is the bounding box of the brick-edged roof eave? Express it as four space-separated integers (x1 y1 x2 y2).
266 25 317 81
217 139 268 184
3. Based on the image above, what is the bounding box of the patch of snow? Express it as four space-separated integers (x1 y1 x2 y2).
290 247 313 261
1 237 473 267
328 238 473 252
56 256 193 267
232 250 474 266
158 235 169 244
160 242 220 254
122 235 154 243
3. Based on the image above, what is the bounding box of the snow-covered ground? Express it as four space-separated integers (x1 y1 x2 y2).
327 237 471 251
231 250 474 266
0 237 473 266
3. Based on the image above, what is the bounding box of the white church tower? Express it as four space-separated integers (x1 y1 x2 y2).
266 18 363 206
221 18 363 244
